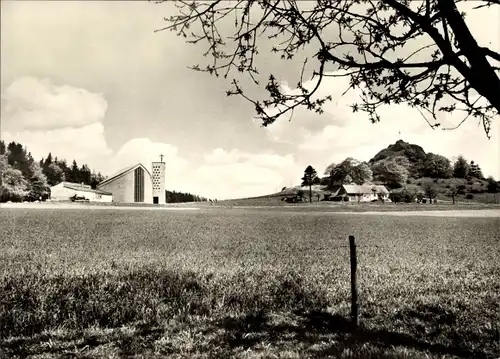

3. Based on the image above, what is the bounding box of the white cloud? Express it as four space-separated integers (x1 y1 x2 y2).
1 77 112 172
194 163 284 200
1 77 108 131
2 123 111 164
205 148 295 168
259 76 351 145
111 138 189 188
193 148 302 199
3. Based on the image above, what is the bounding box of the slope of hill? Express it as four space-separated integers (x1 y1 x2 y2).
369 139 427 177
369 140 427 164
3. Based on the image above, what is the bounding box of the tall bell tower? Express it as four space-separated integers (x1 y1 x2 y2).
152 154 166 204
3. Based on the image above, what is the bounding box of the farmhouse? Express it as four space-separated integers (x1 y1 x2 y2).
96 158 166 204
50 182 113 202
328 184 390 202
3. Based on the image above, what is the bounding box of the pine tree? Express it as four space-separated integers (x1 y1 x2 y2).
453 156 469 178
6 142 34 179
80 164 92 185
301 165 319 203
70 160 80 183
58 159 71 182
469 161 484 179
43 153 53 171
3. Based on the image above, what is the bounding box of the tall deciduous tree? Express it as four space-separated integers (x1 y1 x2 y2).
423 153 453 178
324 158 372 187
486 176 499 202
162 0 500 136
301 165 319 203
90 171 100 189
324 160 350 187
0 155 28 202
351 161 373 185
45 163 65 186
486 176 499 193
371 156 409 188
27 162 50 201
423 182 437 204
447 184 458 204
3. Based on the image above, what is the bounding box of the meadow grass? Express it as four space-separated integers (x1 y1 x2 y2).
1 208 499 358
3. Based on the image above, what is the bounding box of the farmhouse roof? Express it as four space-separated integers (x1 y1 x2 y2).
329 188 341 197
342 184 389 194
56 182 112 195
373 185 390 194
98 163 151 187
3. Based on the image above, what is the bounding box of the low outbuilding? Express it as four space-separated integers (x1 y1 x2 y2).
50 182 113 202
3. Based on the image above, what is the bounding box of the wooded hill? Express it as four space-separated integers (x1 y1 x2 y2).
279 140 499 204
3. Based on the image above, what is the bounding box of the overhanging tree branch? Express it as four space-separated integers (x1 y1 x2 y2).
158 0 500 137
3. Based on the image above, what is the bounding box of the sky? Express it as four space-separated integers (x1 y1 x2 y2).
1 1 499 200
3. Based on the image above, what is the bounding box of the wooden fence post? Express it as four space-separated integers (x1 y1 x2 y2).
349 235 358 327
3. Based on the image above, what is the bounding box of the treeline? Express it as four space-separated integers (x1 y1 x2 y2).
165 190 208 203
0 141 105 202
37 152 106 188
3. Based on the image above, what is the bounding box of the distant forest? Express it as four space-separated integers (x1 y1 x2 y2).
0 141 206 203
166 190 207 203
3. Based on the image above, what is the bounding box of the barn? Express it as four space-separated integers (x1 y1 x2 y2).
341 184 390 202
97 163 154 204
50 182 113 202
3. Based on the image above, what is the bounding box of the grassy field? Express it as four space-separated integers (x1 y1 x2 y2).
1 207 499 358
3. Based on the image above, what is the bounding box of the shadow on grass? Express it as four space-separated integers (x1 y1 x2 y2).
3 308 494 359
213 309 493 359
0 324 166 358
